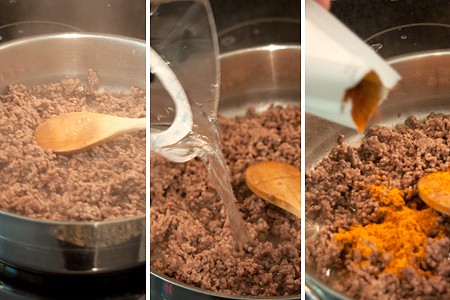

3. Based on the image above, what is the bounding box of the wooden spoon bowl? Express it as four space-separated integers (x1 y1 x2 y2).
35 112 146 154
245 161 300 218
418 171 450 216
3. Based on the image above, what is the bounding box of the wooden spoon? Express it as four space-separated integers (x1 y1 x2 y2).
418 171 450 216
245 161 300 218
35 112 146 153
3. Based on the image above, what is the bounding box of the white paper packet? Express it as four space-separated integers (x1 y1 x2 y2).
305 0 401 131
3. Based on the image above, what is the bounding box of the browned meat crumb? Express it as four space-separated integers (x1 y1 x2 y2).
150 105 300 296
0 70 146 221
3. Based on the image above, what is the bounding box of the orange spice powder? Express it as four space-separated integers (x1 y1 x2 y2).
334 185 444 276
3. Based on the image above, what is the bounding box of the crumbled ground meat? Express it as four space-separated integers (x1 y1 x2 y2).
306 113 450 299
150 105 300 297
0 70 146 221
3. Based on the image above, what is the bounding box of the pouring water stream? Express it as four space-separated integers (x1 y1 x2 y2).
152 115 251 249
150 0 250 249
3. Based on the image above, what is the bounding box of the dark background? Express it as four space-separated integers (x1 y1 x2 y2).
1 0 449 52
331 0 450 39
210 0 301 52
0 0 146 43
329 0 450 58
0 0 301 49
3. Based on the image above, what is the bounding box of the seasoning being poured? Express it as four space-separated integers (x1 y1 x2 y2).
343 71 385 132
305 0 401 132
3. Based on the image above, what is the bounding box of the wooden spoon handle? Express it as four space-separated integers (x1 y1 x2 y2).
35 112 146 153
111 117 146 135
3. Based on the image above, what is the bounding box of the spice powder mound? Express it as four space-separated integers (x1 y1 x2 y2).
334 185 445 276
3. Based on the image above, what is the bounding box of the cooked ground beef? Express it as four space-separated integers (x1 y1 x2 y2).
150 105 300 297
306 113 450 299
0 70 146 221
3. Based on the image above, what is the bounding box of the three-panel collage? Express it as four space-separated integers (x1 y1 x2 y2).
0 0 449 299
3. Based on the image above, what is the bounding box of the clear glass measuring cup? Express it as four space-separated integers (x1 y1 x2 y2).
150 0 220 162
